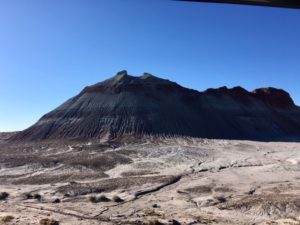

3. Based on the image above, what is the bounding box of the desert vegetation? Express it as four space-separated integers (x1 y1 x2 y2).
148 219 164 225
24 193 42 201
0 192 9 200
1 215 14 222
39 218 59 225
52 198 61 203
112 195 123 202
88 194 110 203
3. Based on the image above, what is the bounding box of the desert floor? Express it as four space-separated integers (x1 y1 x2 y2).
1 137 300 225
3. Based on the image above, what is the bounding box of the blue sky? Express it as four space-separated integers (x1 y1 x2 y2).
0 0 300 131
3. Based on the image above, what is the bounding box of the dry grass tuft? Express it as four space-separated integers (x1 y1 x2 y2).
33 193 42 201
39 218 59 225
24 193 33 199
1 215 14 222
213 193 227 203
98 194 110 202
112 195 123 202
88 195 98 203
25 193 42 201
148 219 164 225
88 194 110 203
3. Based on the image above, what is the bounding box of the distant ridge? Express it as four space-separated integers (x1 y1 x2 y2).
10 70 300 142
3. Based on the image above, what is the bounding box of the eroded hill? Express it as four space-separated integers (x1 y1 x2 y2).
10 71 300 142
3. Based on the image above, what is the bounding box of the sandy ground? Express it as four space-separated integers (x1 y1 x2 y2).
1 137 300 224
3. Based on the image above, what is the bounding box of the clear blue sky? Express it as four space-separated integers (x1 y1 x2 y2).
0 0 300 131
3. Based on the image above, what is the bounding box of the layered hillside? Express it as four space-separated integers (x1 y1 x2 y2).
10 71 300 142
0 132 18 143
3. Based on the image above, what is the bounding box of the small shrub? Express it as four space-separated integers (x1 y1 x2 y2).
34 193 42 201
152 203 159 208
215 195 226 203
170 219 181 225
39 218 59 225
98 194 110 202
0 192 9 200
148 219 164 225
1 215 14 222
88 194 110 203
112 195 123 203
52 198 60 203
24 193 42 201
247 187 256 195
88 195 98 203
24 193 33 199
